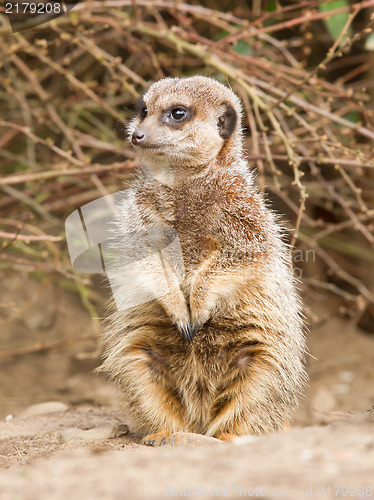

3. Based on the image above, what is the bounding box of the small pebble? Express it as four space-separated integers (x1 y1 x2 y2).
19 402 69 419
59 423 129 443
5 414 14 422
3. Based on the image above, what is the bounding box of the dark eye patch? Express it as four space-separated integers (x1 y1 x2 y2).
134 97 148 120
162 105 194 128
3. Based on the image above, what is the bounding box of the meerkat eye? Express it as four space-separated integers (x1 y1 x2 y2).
162 105 192 126
140 106 148 118
171 107 187 120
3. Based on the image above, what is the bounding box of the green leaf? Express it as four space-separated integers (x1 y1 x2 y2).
343 111 360 123
233 41 252 55
266 0 278 12
319 0 352 47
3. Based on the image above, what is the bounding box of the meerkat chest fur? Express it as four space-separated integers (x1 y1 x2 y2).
135 167 271 273
101 76 306 440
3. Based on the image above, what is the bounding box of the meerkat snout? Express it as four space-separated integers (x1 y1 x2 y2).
132 130 145 145
131 131 145 145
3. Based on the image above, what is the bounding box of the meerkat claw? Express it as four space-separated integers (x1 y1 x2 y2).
179 322 195 342
175 322 201 342
178 322 201 342
191 322 201 336
143 438 156 446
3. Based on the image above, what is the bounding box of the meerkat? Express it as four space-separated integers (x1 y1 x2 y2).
99 76 306 445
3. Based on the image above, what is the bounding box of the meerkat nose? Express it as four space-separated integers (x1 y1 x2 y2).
132 131 145 145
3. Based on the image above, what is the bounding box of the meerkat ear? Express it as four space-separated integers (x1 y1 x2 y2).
217 104 237 140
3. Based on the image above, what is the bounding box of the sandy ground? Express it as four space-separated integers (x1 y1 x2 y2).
0 405 373 499
1 274 374 498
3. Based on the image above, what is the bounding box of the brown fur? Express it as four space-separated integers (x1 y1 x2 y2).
99 76 306 440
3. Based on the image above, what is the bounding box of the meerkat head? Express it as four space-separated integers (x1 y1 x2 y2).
127 76 243 183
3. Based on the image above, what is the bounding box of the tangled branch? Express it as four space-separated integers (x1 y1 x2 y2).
1 0 373 330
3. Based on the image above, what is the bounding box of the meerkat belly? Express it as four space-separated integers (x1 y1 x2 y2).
126 318 263 433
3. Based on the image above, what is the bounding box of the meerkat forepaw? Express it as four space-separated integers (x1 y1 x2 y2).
160 290 191 335
189 292 213 329
190 308 210 331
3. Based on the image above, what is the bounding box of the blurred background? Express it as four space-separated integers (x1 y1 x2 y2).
0 0 374 425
